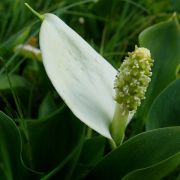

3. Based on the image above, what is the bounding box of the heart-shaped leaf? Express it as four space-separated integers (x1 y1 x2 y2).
72 136 106 180
136 15 180 130
146 78 180 130
22 106 85 173
122 152 180 180
78 136 106 166
86 127 180 179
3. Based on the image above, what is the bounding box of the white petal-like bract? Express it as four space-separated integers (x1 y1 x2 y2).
40 14 117 139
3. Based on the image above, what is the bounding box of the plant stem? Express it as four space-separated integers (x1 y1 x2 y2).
25 3 44 21
110 103 129 146
109 139 117 150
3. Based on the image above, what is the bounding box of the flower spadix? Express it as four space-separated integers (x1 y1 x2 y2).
39 13 117 139
114 46 153 111
111 46 153 145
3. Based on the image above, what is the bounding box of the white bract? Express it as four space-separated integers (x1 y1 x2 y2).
25 4 153 144
40 14 117 139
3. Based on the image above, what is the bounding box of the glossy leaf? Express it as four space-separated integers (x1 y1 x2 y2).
122 152 180 180
86 127 180 179
78 136 106 166
146 78 180 130
137 15 180 124
72 137 106 180
22 106 84 172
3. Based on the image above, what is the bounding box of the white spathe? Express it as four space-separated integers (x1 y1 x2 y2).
40 14 117 139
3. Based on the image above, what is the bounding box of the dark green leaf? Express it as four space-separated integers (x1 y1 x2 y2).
22 106 84 173
72 136 106 180
86 127 180 179
147 78 180 130
78 136 106 166
122 152 180 180
136 15 180 129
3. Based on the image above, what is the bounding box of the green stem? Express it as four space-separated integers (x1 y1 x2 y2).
109 139 117 150
110 103 129 146
24 3 44 21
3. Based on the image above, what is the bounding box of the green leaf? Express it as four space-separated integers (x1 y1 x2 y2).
78 136 106 166
72 136 106 180
147 78 180 130
0 74 31 91
38 93 58 119
22 106 85 173
137 15 180 128
122 152 180 180
86 127 180 179
0 111 33 179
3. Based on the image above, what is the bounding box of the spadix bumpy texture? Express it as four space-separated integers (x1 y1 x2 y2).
114 46 154 112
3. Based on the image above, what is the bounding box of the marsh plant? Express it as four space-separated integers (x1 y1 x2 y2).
0 1 180 180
